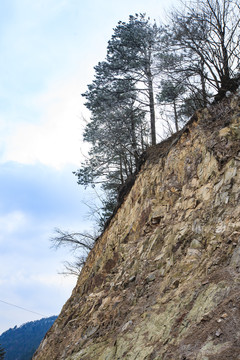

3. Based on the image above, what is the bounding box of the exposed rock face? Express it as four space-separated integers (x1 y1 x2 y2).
34 95 240 360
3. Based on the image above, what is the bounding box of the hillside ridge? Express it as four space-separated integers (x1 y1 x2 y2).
0 316 57 360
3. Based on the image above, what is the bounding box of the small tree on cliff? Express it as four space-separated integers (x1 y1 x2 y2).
51 228 97 276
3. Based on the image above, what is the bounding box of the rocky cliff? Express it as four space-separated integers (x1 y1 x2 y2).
34 94 240 360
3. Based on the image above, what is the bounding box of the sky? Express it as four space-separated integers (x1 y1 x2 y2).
0 0 179 335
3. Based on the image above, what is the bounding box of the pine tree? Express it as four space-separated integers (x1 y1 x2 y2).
75 74 148 227
106 14 162 145
74 14 164 226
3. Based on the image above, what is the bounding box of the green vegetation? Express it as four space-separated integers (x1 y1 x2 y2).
0 316 57 360
0 345 5 360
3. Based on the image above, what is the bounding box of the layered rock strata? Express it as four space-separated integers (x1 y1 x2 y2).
34 94 240 360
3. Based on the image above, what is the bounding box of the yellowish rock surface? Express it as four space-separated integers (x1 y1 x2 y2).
34 95 240 360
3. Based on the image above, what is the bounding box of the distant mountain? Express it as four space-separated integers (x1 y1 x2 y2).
0 316 57 360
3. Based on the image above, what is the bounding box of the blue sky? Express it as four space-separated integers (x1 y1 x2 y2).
0 0 178 334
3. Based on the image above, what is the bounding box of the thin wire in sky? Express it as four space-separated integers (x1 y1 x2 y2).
0 299 46 317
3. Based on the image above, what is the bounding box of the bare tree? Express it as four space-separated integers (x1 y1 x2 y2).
50 228 97 276
170 0 240 101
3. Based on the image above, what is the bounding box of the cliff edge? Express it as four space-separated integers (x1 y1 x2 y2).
34 94 240 360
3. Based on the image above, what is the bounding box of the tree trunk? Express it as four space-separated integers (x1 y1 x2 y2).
147 74 156 146
130 111 139 168
173 99 179 132
119 154 124 184
221 35 231 91
200 59 208 107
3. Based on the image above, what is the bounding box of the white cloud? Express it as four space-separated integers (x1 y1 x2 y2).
0 270 77 334
0 73 90 169
0 210 28 236
0 271 76 290
0 219 78 334
31 273 76 288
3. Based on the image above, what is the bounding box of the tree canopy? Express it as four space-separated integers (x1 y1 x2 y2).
74 14 160 225
168 0 240 102
74 1 240 231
